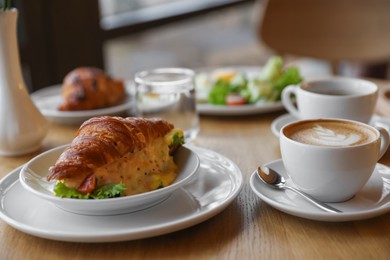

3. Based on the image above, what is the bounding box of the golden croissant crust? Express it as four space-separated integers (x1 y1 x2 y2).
58 67 126 111
47 116 178 195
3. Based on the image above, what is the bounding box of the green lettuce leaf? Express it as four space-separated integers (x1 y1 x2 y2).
208 80 231 105
170 131 184 147
257 55 283 81
54 182 126 199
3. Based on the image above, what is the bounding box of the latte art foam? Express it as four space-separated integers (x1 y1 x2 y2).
285 120 377 147
302 125 362 146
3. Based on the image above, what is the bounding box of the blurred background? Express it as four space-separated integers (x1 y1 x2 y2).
13 0 390 92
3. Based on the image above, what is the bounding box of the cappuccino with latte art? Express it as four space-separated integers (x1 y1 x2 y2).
284 120 377 147
280 118 390 202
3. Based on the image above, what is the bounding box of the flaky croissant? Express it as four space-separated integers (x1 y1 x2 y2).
47 116 184 197
58 67 126 111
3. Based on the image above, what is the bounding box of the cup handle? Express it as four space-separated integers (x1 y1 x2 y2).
281 85 300 118
375 126 390 159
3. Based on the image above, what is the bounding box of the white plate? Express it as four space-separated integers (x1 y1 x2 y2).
250 159 390 222
19 145 199 216
0 146 243 242
271 113 390 137
195 66 284 116
31 84 136 125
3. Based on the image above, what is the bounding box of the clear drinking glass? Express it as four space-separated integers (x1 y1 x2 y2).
134 68 199 142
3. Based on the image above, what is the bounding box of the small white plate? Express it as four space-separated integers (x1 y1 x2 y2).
0 146 243 242
195 66 284 116
271 113 390 137
31 84 136 125
250 159 390 222
19 145 199 216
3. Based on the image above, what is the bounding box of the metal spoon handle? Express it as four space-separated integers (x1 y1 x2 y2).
283 185 342 213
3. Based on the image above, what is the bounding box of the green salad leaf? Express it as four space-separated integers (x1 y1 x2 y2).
257 55 284 81
208 80 231 105
168 130 185 154
54 182 126 199
271 66 302 100
171 131 184 146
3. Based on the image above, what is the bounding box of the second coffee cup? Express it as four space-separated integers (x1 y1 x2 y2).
282 77 378 124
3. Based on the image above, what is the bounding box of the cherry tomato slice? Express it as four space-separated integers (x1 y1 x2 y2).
226 94 247 106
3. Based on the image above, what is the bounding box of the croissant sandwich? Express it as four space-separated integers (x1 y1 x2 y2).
47 116 184 199
58 67 126 111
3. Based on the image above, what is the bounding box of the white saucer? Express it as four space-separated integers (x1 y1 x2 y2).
250 159 390 222
271 113 390 137
0 146 243 242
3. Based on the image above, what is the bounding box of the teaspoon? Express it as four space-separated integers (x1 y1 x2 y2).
257 166 342 213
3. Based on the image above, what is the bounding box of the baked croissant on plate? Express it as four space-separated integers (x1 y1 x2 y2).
58 67 126 111
47 116 184 199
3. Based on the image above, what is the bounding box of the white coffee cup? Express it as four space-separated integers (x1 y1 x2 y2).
280 118 389 202
282 77 378 124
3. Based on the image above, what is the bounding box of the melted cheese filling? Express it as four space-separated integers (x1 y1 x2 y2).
64 137 178 196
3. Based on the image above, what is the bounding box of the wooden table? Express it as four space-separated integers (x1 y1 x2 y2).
1 95 390 259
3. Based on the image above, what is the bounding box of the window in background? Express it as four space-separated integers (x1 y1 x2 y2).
101 1 269 81
98 0 247 30
99 0 181 16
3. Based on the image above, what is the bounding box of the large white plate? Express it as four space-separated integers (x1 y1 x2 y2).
19 145 199 216
250 159 390 222
0 146 243 242
195 66 284 116
31 84 136 125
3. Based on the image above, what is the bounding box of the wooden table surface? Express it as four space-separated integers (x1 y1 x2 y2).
1 86 390 259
